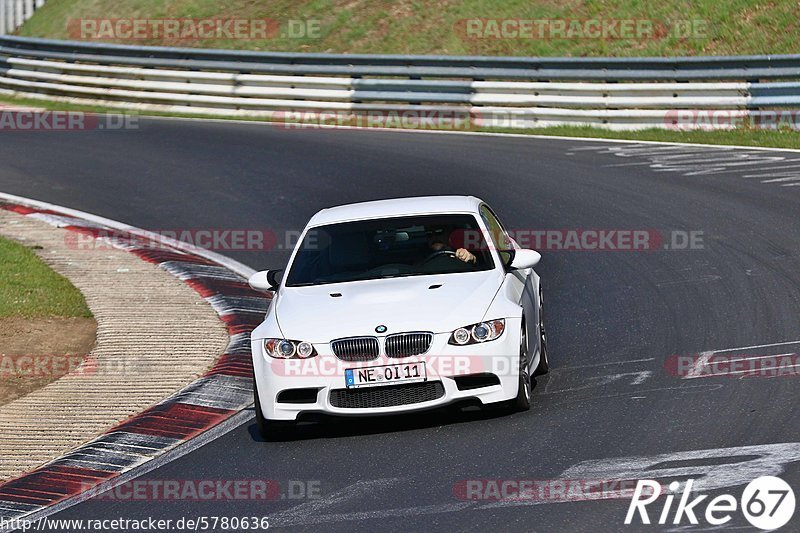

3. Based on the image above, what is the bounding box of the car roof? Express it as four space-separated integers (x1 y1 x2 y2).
307 195 485 227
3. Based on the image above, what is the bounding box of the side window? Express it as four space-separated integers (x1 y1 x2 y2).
479 205 513 267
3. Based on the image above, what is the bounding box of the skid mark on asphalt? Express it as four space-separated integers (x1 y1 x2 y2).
521 357 723 406
542 370 653 394
554 357 655 370
268 443 800 527
681 340 800 380
655 274 722 287
545 340 800 396
541 357 656 396
567 144 800 187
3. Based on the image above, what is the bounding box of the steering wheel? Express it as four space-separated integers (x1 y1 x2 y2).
422 250 457 264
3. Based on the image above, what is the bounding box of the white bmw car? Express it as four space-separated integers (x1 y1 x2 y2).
248 196 549 437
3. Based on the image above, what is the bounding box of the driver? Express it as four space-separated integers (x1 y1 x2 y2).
428 229 477 264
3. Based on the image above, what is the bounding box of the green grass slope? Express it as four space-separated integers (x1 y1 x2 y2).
15 0 800 56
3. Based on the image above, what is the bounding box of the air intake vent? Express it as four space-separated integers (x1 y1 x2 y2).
453 373 501 391
276 388 320 404
330 381 444 408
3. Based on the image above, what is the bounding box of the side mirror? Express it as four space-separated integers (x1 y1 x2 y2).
508 249 541 270
248 269 283 291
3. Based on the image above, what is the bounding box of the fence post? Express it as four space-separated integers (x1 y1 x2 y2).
13 0 22 28
6 0 15 34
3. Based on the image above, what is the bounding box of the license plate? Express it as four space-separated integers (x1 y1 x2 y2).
345 362 426 389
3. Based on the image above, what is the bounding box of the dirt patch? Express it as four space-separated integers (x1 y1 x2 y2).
0 316 96 405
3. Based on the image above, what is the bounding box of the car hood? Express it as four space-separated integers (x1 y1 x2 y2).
275 271 504 343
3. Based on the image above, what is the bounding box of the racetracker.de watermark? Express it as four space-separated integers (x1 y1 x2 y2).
68 18 322 41
665 353 800 378
485 229 704 251
273 110 473 131
453 479 661 502
270 354 511 378
64 228 282 252
63 228 705 253
0 111 138 131
0 354 93 379
454 18 708 40
665 110 800 130
0 356 170 379
77 479 321 502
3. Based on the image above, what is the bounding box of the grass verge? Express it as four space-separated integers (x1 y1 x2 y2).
14 0 800 57
0 235 92 318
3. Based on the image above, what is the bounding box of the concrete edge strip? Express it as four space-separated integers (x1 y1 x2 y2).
0 195 266 527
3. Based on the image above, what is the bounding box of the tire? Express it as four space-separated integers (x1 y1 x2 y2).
510 322 532 412
533 287 550 376
253 376 295 441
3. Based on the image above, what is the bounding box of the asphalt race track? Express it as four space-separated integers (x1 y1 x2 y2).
1 120 799 531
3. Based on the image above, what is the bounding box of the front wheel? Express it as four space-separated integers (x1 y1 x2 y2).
510 323 532 412
533 288 550 376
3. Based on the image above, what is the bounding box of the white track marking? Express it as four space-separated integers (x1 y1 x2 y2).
696 352 795 365
268 443 800 526
544 384 723 405
760 176 800 183
576 144 800 186
556 357 655 370
656 275 722 287
688 363 800 379
682 341 800 380
544 371 654 394
686 351 714 379
707 340 800 354
273 502 473 527
485 442 800 509
269 479 425 526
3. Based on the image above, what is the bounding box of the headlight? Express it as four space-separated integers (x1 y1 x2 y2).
264 338 318 359
448 319 505 345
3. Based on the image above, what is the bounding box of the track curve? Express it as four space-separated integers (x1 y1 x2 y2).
1 121 799 532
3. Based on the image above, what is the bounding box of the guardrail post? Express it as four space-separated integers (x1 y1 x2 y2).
14 0 22 28
0 0 6 36
5 0 14 34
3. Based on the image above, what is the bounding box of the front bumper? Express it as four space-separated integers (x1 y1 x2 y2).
252 322 522 421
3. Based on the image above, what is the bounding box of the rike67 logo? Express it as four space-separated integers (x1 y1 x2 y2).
626 476 795 530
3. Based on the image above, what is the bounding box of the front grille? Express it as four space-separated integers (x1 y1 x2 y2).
330 381 444 409
331 336 379 361
385 332 433 358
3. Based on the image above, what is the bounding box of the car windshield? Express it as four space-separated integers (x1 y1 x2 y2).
285 214 495 287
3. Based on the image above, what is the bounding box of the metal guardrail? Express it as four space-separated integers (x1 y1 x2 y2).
1 35 799 130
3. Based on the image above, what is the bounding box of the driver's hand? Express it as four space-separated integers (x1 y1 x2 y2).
455 248 476 264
